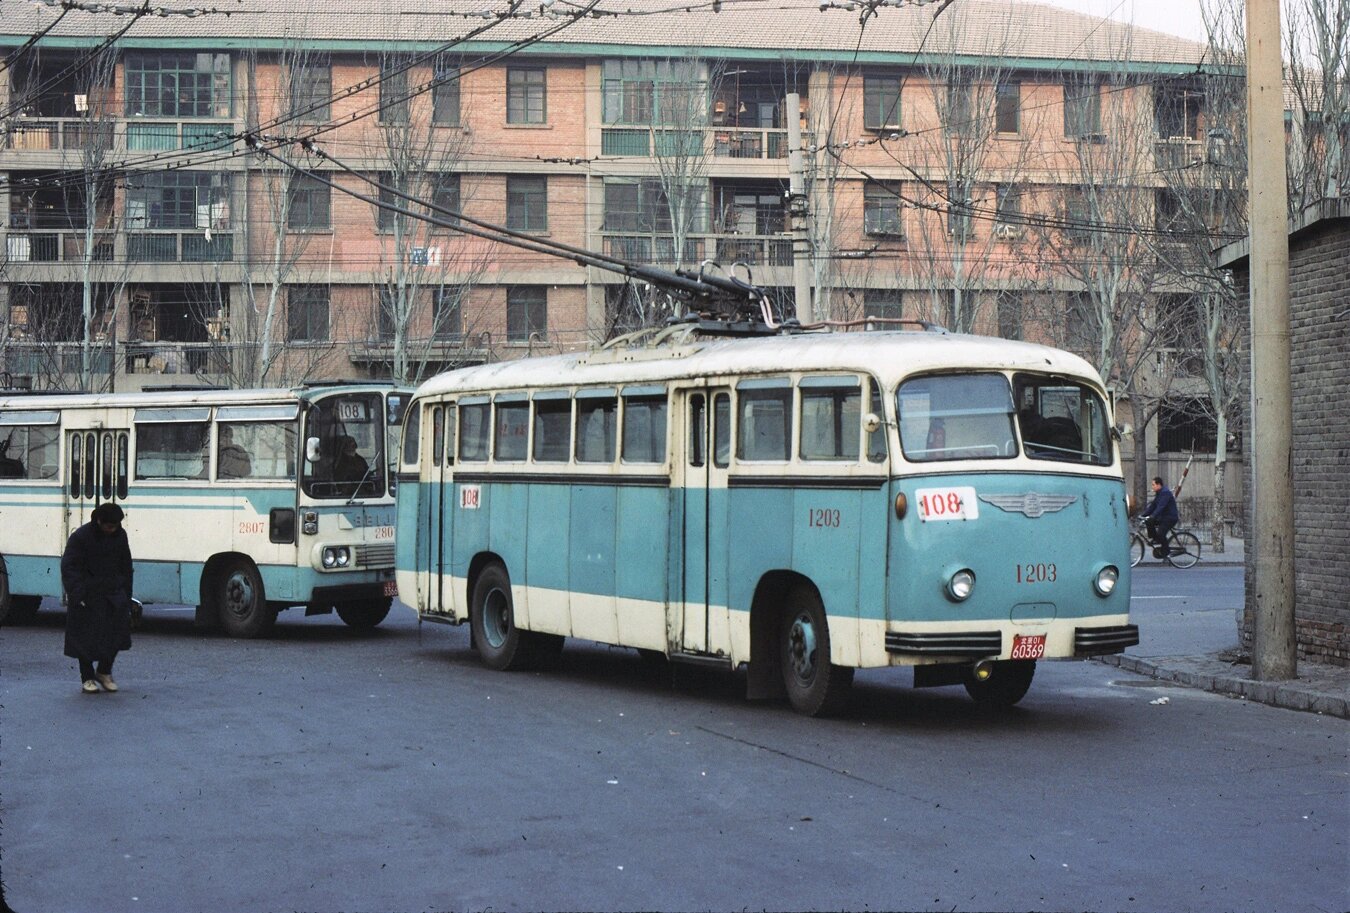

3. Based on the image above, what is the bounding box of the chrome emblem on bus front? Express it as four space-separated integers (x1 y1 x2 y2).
977 492 1077 518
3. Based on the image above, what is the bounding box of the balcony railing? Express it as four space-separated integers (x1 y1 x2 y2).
127 232 234 262
3 117 234 153
5 231 115 263
122 342 232 375
602 232 793 267
599 126 804 160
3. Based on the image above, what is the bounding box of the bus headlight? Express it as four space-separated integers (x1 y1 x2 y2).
321 546 350 569
1094 565 1119 597
946 569 976 602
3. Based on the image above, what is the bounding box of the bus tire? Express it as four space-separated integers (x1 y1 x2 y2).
470 563 533 671
336 597 392 630
1 577 41 627
780 587 854 717
964 660 1036 708
215 559 274 639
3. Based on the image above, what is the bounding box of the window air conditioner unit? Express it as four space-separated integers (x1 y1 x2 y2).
993 223 1021 240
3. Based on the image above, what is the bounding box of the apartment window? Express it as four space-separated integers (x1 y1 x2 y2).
945 78 973 135
1064 185 1095 242
1157 399 1217 453
997 290 1023 340
287 285 330 342
376 173 403 232
507 67 546 124
507 286 547 342
290 57 330 120
1064 80 1102 137
863 289 903 324
601 59 700 126
380 57 410 124
996 79 1020 133
995 184 1021 233
287 172 330 230
1065 291 1097 356
126 172 231 230
947 182 972 240
377 288 398 340
124 52 231 118
432 58 460 125
1155 83 1203 139
431 173 461 225
432 287 463 340
863 182 903 237
1155 189 1186 234
863 75 902 130
507 176 548 232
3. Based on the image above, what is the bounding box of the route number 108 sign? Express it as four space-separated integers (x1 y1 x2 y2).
914 486 979 522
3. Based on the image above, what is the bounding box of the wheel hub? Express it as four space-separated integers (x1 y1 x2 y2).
787 613 817 683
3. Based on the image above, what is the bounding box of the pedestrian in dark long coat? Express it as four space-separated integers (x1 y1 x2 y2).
62 501 134 694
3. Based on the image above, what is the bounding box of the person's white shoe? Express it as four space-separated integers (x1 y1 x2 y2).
81 680 99 694
95 673 118 693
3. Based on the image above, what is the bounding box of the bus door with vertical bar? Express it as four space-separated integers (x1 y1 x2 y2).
678 387 731 654
420 403 455 617
65 426 131 542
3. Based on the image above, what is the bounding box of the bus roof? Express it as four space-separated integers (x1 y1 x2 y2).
0 383 410 413
415 331 1105 399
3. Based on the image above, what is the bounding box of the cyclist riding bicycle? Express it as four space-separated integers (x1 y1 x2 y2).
1139 476 1180 556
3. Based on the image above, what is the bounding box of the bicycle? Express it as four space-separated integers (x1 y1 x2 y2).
1129 518 1202 569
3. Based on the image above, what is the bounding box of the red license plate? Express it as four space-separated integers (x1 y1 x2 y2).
382 580 398 597
1011 634 1046 660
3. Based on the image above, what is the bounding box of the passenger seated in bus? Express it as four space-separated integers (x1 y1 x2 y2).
217 426 253 479
0 435 24 478
332 435 370 483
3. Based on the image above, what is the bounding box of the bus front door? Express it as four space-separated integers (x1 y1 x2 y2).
65 428 130 541
678 389 731 655
418 405 454 618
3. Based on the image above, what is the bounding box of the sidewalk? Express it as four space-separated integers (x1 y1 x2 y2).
1103 533 1350 718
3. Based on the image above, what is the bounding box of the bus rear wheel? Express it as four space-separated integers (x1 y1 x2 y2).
0 576 40 626
214 559 275 639
964 660 1036 708
471 563 536 671
780 587 853 717
336 597 392 630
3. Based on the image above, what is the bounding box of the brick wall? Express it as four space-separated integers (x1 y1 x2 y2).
1233 208 1350 666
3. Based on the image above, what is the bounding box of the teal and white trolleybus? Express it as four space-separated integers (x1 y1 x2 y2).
394 328 1138 714
0 381 410 637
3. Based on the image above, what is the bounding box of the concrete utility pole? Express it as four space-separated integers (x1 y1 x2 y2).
785 92 814 323
1245 0 1298 680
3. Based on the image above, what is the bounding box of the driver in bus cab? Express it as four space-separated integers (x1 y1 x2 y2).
332 435 370 483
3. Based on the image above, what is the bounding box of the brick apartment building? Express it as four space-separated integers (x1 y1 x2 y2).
1 0 1246 500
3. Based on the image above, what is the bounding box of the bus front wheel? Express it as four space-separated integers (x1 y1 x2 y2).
336 597 392 630
964 660 1036 708
215 559 274 639
780 587 854 717
471 563 533 671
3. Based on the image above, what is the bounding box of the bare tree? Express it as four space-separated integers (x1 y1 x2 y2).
365 50 495 384
1282 0 1350 210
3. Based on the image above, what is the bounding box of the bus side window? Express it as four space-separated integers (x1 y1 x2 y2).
688 394 706 468
445 405 455 465
403 404 423 467
576 396 616 463
459 403 489 462
712 393 730 468
867 381 887 462
621 395 666 464
534 399 574 463
430 407 443 466
737 388 791 461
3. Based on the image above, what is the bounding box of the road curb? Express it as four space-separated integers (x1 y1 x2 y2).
1097 653 1350 719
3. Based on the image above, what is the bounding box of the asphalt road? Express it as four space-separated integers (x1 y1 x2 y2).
1 573 1345 913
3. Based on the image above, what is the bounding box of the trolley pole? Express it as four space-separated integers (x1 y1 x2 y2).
785 93 814 323
1245 0 1297 680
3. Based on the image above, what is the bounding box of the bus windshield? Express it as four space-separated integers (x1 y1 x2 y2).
302 392 387 499
896 372 1112 465
1013 373 1112 466
897 373 1017 461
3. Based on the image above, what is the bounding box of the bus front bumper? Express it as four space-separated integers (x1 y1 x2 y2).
885 623 1139 660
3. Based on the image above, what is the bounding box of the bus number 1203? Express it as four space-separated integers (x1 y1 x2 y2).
808 508 841 528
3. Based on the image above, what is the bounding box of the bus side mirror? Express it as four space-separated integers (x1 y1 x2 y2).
305 437 321 464
863 413 884 434
1111 423 1133 442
